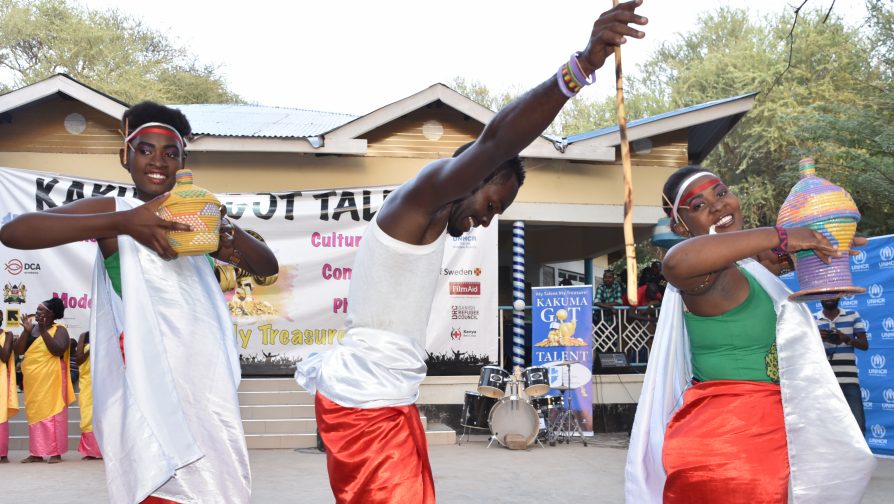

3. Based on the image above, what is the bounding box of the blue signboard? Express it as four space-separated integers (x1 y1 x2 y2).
781 234 894 456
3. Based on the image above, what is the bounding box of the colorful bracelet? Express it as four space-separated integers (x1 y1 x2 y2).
556 52 596 98
771 225 789 257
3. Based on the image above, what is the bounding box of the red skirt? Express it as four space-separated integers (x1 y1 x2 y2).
315 393 435 504
663 380 789 503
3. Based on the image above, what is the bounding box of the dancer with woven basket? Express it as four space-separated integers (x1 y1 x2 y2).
0 101 277 503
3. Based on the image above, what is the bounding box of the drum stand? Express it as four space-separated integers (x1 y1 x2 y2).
546 388 589 447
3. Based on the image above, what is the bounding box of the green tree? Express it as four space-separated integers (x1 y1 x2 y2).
0 0 239 104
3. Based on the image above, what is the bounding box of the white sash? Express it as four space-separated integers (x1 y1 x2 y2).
625 259 876 503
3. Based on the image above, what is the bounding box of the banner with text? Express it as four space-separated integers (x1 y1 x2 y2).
781 234 894 457
0 166 498 375
531 285 594 433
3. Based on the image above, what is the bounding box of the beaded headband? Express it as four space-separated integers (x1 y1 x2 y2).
671 171 719 225
124 122 185 148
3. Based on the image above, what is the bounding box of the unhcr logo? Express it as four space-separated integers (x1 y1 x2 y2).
881 246 894 269
852 249 870 272
861 387 871 402
840 293 859 308
867 284 886 306
884 317 894 341
869 424 887 446
868 354 888 377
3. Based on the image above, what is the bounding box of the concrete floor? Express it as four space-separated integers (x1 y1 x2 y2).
4 434 893 503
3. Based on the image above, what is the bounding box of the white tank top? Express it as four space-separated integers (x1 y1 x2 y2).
295 215 446 408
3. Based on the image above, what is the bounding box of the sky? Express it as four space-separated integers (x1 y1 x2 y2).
75 0 868 115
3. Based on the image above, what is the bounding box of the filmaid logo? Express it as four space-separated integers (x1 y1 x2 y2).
449 282 481 296
869 424 887 446
867 284 886 306
852 249 870 272
881 246 894 269
868 354 887 377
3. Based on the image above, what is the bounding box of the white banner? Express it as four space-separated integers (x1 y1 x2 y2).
0 166 497 375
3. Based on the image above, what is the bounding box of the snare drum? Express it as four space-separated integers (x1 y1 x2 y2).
461 391 496 429
522 366 550 397
531 394 564 411
488 397 540 449
478 365 510 399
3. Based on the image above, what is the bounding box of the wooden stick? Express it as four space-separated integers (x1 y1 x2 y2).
613 0 638 306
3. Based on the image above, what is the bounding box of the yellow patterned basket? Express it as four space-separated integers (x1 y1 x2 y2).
157 168 221 256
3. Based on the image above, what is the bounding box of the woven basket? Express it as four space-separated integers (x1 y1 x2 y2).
776 158 864 302
156 168 221 256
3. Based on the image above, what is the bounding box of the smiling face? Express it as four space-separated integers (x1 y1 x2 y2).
673 174 743 237
120 130 186 202
445 176 520 238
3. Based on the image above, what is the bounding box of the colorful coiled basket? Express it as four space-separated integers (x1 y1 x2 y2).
156 168 221 256
776 158 864 302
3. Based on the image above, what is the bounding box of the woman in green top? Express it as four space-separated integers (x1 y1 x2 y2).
625 165 875 503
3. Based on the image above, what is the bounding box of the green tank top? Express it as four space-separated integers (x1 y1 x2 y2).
684 269 780 383
104 252 215 297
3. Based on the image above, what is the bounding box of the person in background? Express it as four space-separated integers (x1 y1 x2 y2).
0 329 18 463
14 298 74 464
638 260 665 291
814 297 869 434
594 269 624 330
75 331 101 459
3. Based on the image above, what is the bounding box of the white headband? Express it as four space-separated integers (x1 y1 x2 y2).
671 171 719 224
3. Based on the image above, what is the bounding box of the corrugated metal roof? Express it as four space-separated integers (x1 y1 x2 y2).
171 104 357 138
565 92 758 144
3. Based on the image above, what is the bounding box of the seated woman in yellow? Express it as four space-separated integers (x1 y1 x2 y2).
14 298 75 463
0 329 18 462
76 331 101 460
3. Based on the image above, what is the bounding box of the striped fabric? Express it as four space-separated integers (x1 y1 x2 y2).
814 309 865 385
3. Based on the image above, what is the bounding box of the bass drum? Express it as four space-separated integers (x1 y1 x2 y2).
488 397 540 450
460 391 496 430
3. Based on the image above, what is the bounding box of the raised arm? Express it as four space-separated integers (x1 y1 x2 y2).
0 330 12 363
397 1 648 212
76 331 90 366
662 227 838 292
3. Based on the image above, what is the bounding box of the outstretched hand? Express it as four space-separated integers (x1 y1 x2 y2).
127 193 191 260
786 227 842 264
578 0 648 73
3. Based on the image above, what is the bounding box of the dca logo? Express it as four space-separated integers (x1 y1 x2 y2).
867 284 886 306
869 424 888 446
881 246 894 269
3 259 40 276
852 249 869 272
868 354 888 377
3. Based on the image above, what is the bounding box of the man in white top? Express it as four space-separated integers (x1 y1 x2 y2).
296 2 648 502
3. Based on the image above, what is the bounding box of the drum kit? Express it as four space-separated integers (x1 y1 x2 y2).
459 363 589 449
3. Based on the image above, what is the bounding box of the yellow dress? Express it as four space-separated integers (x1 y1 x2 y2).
21 324 75 456
0 332 19 424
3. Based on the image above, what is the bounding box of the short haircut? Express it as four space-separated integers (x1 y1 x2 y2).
122 101 192 139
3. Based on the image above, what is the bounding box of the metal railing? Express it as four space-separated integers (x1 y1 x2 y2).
497 305 659 368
